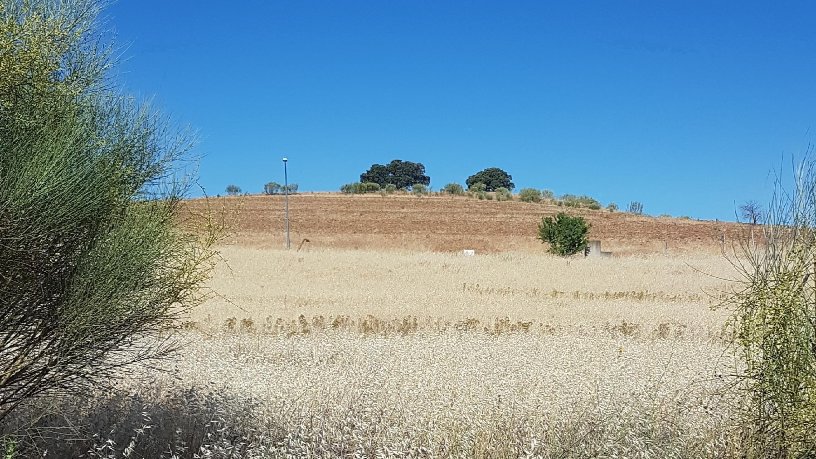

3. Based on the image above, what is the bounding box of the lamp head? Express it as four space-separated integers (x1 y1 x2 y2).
282 157 288 162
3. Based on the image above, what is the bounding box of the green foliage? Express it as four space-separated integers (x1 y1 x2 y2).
384 183 397 194
560 194 601 210
226 184 241 196
628 201 644 214
0 0 218 423
518 188 542 203
282 183 298 194
494 187 513 201
360 160 430 190
542 189 555 200
607 202 618 212
341 182 382 194
466 167 514 191
264 182 282 195
441 183 465 196
537 213 590 256
723 159 816 457
411 183 428 196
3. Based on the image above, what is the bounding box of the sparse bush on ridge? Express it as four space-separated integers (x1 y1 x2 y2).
519 188 542 203
341 182 381 194
226 184 241 195
494 187 513 201
412 183 429 195
607 202 618 212
628 201 644 214
441 183 465 195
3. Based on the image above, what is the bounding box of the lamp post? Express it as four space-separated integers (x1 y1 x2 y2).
282 157 290 250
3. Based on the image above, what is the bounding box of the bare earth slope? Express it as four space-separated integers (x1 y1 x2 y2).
186 193 749 254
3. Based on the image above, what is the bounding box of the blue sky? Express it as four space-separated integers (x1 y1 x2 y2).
106 1 816 221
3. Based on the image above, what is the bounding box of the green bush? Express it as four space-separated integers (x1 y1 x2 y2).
542 189 555 200
384 183 397 194
411 183 428 195
607 203 618 212
537 213 590 256
340 182 380 194
0 0 218 422
723 158 816 456
560 194 601 210
518 188 542 203
441 183 465 195
494 187 513 201
226 184 241 195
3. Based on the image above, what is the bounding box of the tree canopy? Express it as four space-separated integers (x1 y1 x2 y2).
360 159 430 190
466 167 514 191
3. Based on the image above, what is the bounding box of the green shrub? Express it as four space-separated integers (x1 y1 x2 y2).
537 213 590 256
542 189 555 200
341 182 380 194
723 158 816 456
0 0 218 422
411 183 428 195
441 183 465 195
518 188 542 203
264 182 282 195
607 203 618 212
494 187 513 201
384 183 397 194
560 194 601 210
225 184 241 196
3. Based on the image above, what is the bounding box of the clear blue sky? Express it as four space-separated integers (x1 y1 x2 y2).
106 1 816 221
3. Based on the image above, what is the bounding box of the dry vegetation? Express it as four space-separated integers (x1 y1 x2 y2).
185 193 751 255
15 242 753 458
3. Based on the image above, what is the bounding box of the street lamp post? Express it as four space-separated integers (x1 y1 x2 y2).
283 157 290 250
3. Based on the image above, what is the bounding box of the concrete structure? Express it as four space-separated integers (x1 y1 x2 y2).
586 240 612 258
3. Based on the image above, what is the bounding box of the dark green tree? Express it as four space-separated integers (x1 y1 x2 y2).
360 159 430 190
226 184 241 195
537 213 590 256
466 167 514 191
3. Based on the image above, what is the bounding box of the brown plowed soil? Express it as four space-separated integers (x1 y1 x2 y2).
184 193 752 255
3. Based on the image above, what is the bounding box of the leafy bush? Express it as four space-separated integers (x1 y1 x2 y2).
412 183 429 195
723 158 816 456
384 183 397 194
607 203 618 212
264 182 282 195
494 187 513 201
466 168 514 191
226 184 241 196
340 182 380 194
628 201 644 214
537 213 590 256
0 0 218 422
542 189 555 200
518 188 542 203
441 183 465 195
282 183 298 194
468 182 487 193
560 194 601 210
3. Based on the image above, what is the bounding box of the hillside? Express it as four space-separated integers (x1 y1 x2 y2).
185 193 751 255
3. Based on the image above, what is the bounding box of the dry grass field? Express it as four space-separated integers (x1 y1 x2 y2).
185 193 752 255
26 195 755 458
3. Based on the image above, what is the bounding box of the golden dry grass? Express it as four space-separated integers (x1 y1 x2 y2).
20 246 748 457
